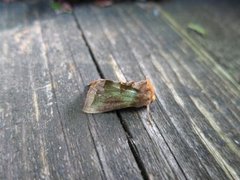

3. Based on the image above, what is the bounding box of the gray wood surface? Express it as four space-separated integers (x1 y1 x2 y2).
0 1 239 179
161 0 240 84
40 13 142 180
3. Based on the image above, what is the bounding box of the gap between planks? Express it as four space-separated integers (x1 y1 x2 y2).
72 11 151 180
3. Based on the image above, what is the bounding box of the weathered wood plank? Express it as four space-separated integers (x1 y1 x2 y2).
73 5 238 179
136 3 240 113
0 2 102 179
75 4 240 179
0 2 27 31
0 3 75 179
153 7 240 105
116 4 240 179
137 3 240 102
111 6 239 179
1 1 240 179
40 16 105 180
161 0 240 83
132 4 240 133
74 5 190 180
39 13 143 180
134 3 240 122
0 3 34 179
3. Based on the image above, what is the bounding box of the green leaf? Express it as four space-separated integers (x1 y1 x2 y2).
187 23 207 36
50 2 61 11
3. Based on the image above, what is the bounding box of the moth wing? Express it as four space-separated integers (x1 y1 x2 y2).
83 80 138 113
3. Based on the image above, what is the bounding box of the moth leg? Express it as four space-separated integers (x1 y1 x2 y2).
147 105 153 126
88 79 105 86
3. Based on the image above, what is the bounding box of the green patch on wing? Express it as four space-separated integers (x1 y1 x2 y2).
92 80 139 112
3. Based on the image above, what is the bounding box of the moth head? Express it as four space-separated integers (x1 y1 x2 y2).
146 79 156 103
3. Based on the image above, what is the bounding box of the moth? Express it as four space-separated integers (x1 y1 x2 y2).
83 79 156 113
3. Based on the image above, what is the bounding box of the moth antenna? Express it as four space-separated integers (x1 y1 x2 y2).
147 105 153 126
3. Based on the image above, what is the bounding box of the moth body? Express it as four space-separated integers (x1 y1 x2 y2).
83 79 155 113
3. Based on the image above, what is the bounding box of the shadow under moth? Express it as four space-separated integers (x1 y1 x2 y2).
83 79 156 113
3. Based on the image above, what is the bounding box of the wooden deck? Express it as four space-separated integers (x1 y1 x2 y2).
0 0 240 179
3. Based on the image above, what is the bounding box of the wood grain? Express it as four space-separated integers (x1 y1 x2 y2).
75 5 188 180
161 0 240 84
0 1 239 179
39 13 142 180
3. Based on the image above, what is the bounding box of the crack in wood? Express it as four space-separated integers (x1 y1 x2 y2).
73 11 150 180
